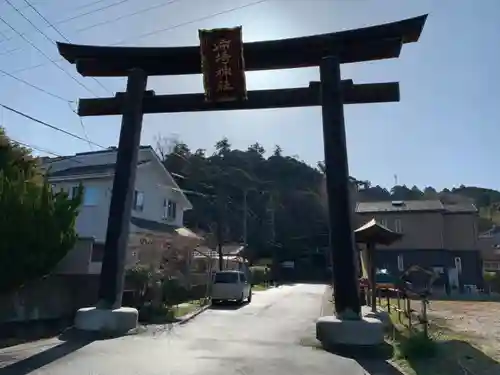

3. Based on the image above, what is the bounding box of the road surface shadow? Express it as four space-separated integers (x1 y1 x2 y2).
209 301 246 311
0 331 94 375
402 339 500 375
357 359 405 375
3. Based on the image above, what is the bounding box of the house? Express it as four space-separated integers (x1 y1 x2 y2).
44 145 196 275
355 199 482 293
478 226 500 272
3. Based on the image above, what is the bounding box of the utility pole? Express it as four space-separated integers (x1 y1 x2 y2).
242 189 248 246
216 191 225 271
268 192 276 244
267 191 278 284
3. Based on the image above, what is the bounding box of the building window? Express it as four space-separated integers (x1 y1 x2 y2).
397 254 404 272
83 187 99 206
379 218 387 227
394 218 403 233
91 243 105 262
163 199 177 220
484 261 500 271
133 190 144 211
454 257 462 274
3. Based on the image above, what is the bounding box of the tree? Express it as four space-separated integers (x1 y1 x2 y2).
317 161 325 174
390 185 412 200
247 142 265 156
423 186 438 199
409 185 423 199
273 145 283 157
214 137 231 156
153 132 500 263
0 128 82 294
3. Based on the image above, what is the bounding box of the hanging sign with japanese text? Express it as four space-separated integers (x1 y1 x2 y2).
199 26 247 102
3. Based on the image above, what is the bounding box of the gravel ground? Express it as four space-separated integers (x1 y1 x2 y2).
428 300 500 360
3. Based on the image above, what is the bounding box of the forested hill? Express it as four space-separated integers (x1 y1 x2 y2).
157 136 500 259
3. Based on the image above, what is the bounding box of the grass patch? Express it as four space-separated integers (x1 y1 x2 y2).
139 299 208 323
252 283 270 291
172 299 205 318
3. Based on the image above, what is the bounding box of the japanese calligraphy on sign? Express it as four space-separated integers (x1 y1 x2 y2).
199 26 247 102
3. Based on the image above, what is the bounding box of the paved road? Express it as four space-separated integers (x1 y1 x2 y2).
0 284 369 375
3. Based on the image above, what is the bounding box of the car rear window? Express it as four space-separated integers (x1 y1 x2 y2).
214 272 239 284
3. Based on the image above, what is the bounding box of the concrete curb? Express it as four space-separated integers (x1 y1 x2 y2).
177 304 210 325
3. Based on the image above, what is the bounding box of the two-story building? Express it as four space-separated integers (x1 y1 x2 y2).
355 199 482 293
43 145 195 275
478 226 500 273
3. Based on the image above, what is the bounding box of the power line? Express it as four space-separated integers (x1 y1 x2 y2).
8 0 269 75
19 0 112 94
74 0 185 34
67 101 94 150
56 0 133 26
12 138 67 158
0 2 102 97
5 1 98 149
0 0 133 47
70 0 119 13
114 0 268 45
0 0 183 58
0 66 72 102
21 0 69 41
10 138 88 166
0 103 105 149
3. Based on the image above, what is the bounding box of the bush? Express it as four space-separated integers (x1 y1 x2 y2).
0 129 82 294
138 303 175 323
162 279 208 306
394 331 437 360
250 266 269 285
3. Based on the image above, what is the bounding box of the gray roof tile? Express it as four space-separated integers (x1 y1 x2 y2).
130 216 178 233
48 160 149 178
356 200 444 213
442 202 478 213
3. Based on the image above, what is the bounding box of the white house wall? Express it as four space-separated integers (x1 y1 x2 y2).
52 178 112 242
135 161 186 228
51 162 187 243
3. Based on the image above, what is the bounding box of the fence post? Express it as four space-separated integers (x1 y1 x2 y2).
378 288 382 306
406 297 412 332
386 293 391 313
397 290 402 322
421 298 428 339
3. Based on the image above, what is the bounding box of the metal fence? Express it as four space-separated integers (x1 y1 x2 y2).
373 288 430 338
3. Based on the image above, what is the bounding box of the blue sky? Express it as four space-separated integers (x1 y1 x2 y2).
0 0 498 191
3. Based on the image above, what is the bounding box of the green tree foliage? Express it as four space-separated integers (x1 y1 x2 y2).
156 136 328 261
156 135 500 260
0 128 82 294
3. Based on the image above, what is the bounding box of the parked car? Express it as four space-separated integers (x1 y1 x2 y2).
211 270 252 304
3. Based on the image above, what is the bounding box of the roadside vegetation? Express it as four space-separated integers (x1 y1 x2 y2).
385 300 500 375
0 127 83 295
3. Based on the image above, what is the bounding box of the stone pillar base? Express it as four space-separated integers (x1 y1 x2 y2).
74 306 138 334
316 315 384 346
361 305 391 327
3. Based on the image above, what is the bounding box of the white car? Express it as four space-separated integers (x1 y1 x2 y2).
211 270 252 304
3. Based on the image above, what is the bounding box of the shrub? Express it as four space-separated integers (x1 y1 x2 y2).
250 266 269 285
393 331 437 360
